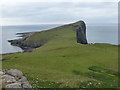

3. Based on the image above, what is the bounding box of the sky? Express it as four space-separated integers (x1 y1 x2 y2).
0 0 118 26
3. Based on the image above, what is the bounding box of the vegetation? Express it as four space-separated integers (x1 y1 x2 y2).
1 22 119 88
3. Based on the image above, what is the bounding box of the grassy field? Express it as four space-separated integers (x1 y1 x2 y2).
2 22 119 88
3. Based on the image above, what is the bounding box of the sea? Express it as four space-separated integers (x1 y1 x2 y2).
0 24 118 54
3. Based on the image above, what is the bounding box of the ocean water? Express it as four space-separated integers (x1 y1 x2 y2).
87 25 118 45
1 24 61 54
0 25 118 54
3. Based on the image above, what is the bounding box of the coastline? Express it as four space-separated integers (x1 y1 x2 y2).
4 21 119 55
8 32 36 52
1 42 119 57
1 52 21 56
8 32 119 54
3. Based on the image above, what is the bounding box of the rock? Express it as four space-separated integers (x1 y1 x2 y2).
5 69 23 80
1 69 32 89
18 76 32 88
18 76 27 83
5 83 22 88
22 82 32 88
2 75 16 84
75 21 88 44
0 71 4 75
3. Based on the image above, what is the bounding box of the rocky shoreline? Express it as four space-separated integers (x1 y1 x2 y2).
8 32 35 52
0 69 32 89
8 31 48 53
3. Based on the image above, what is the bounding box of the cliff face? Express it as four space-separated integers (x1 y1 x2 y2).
8 21 88 52
74 21 88 44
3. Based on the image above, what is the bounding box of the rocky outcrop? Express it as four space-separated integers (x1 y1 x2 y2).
74 21 88 44
0 69 32 89
8 32 47 52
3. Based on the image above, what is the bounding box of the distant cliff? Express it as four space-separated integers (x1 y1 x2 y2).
8 21 88 52
75 21 88 44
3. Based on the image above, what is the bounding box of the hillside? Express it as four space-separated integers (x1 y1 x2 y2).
8 21 88 52
2 21 119 88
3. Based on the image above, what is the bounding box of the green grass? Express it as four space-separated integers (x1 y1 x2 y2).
1 22 119 88
88 66 119 76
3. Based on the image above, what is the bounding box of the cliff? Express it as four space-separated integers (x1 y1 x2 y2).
8 21 88 52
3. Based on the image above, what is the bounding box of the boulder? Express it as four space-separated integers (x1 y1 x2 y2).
1 69 32 89
5 83 22 88
1 74 17 87
22 82 32 88
18 76 27 83
5 69 23 80
18 76 32 88
0 71 4 75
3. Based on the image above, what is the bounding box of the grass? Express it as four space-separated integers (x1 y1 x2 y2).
88 66 119 76
73 66 119 88
1 21 119 88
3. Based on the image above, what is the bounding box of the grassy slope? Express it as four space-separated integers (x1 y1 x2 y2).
2 22 119 88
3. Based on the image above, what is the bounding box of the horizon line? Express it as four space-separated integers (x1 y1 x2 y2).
0 22 118 26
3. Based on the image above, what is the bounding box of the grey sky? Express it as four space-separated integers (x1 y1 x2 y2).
0 0 118 25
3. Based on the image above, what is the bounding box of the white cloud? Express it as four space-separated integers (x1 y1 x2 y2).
1 0 119 3
0 0 118 26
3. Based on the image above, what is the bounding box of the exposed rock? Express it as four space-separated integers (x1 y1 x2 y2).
2 75 16 84
5 83 21 88
74 21 88 44
22 82 32 88
8 33 47 52
5 69 23 80
18 76 32 88
18 76 27 83
0 71 4 75
0 69 32 89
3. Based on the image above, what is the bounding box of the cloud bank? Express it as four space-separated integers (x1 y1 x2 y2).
0 0 118 26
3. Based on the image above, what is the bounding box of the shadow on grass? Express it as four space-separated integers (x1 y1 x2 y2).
88 66 119 76
72 66 119 88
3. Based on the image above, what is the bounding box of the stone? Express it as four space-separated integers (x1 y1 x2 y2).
5 83 22 88
18 76 27 83
0 71 4 75
22 82 32 88
18 76 32 88
2 75 16 84
5 69 23 80
1 69 32 89
75 21 88 44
